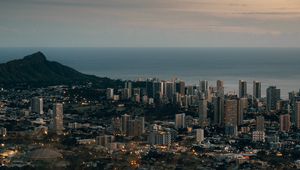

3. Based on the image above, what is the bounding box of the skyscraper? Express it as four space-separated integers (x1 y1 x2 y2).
175 81 185 96
106 88 114 100
239 80 247 98
146 79 154 98
224 99 238 127
125 81 132 90
148 131 171 146
133 88 141 97
199 80 208 98
280 114 291 132
53 103 64 135
198 97 207 124
164 81 175 102
186 85 195 96
216 80 224 97
253 81 261 99
125 81 132 99
153 81 163 101
121 114 131 135
256 116 265 131
128 117 145 137
266 86 281 111
195 129 204 143
238 98 248 126
175 113 186 129
295 101 300 129
31 97 43 114
292 97 300 126
213 96 224 126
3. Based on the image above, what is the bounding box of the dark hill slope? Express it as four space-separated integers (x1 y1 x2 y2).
0 51 122 88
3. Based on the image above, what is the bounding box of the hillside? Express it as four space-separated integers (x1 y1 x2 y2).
0 51 122 88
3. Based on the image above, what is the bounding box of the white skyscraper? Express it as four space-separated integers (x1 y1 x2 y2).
53 103 64 135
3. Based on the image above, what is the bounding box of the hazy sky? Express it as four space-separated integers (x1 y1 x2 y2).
1 0 300 47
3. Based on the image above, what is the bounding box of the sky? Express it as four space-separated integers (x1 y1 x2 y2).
1 0 300 47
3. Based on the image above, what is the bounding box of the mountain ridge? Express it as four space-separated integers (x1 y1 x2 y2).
0 52 122 88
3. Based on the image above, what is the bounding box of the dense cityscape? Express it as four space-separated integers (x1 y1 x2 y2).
1 77 300 169
1 0 300 169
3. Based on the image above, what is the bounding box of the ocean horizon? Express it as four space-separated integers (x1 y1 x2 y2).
1 47 299 98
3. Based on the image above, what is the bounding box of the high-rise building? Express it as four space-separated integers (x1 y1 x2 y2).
133 88 141 102
295 101 300 129
146 79 154 98
256 116 265 131
121 114 131 135
123 88 133 100
125 81 132 88
106 88 114 100
195 129 204 143
253 81 261 99
280 114 291 132
53 103 64 135
175 81 185 96
266 86 281 111
125 81 132 90
148 131 171 146
239 80 247 98
112 117 121 133
198 98 207 124
213 96 224 126
31 97 43 114
96 135 115 147
153 81 163 101
276 100 289 112
128 117 145 137
199 80 208 98
238 98 248 126
175 113 186 129
186 86 195 96
291 94 299 125
252 131 265 142
164 81 175 102
292 97 300 126
224 99 238 126
289 91 297 104
216 80 224 97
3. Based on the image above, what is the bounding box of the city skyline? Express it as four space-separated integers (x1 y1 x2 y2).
1 1 300 168
1 0 300 47
0 51 299 169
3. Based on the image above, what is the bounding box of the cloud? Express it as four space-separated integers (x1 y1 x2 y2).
208 26 281 36
0 0 299 47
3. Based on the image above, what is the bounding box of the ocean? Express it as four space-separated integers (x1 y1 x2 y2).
0 47 299 98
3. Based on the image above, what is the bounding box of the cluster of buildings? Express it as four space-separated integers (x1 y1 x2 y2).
30 97 64 135
107 79 300 133
1 78 300 169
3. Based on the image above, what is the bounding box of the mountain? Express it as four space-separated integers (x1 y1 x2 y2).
0 51 122 88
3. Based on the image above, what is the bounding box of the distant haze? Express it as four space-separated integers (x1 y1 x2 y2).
0 47 299 98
